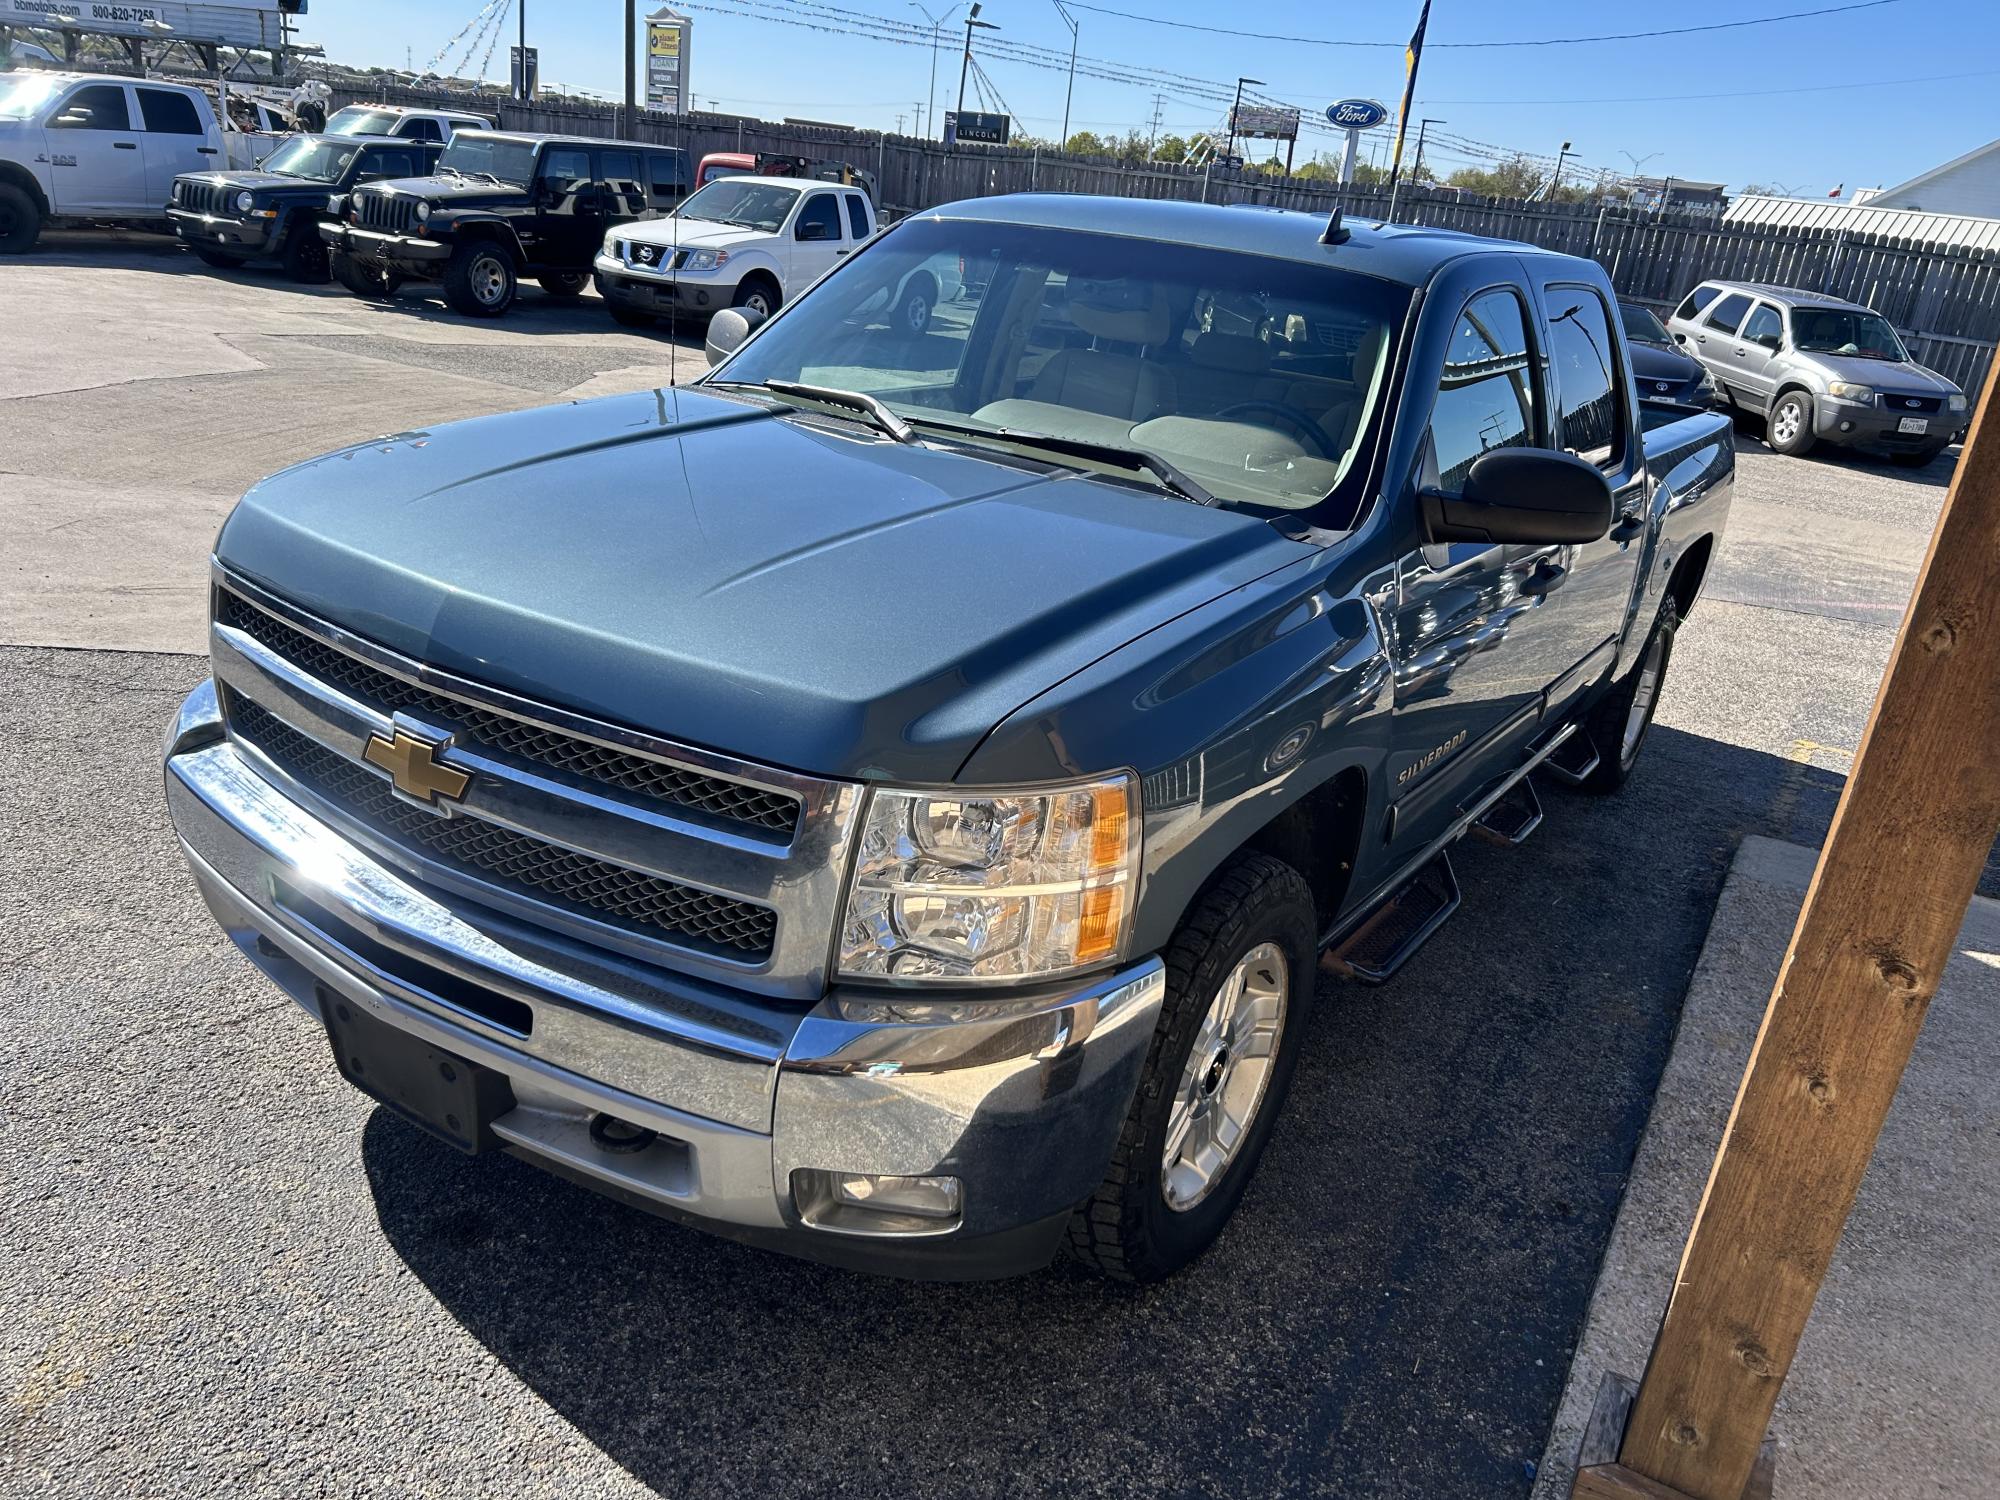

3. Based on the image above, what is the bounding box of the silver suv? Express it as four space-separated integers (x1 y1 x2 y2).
1665 280 1968 465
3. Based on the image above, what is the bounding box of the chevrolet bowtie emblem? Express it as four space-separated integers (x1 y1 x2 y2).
363 729 471 804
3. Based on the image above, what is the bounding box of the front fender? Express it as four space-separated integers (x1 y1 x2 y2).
434 216 525 266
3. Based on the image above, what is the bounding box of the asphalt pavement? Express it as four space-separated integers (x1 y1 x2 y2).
0 234 1973 1499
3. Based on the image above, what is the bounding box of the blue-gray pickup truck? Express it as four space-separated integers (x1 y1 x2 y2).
163 196 1732 1282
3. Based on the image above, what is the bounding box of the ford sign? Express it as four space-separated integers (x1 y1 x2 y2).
1327 98 1389 130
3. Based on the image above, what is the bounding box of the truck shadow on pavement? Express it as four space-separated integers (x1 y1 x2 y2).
358 725 1858 1500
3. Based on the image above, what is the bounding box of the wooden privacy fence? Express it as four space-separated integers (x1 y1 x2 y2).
331 82 2000 395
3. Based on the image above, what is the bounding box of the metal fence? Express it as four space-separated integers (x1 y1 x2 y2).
330 82 2000 395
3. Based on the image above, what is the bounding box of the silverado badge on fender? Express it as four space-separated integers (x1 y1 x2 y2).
363 729 471 805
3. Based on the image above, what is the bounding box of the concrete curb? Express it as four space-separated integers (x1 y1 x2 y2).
1532 834 2000 1498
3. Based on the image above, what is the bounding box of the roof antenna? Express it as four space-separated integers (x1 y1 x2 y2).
1320 194 1350 245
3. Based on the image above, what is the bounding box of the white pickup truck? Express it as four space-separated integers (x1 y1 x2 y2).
0 72 229 252
594 175 959 333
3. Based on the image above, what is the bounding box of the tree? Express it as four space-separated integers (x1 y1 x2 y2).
1063 130 1108 156
1154 133 1190 163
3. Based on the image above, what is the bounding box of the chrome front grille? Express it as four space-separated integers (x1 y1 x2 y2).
357 190 418 234
233 701 777 958
218 595 801 835
208 572 863 999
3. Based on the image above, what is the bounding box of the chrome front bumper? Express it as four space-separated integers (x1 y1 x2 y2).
164 680 1166 1278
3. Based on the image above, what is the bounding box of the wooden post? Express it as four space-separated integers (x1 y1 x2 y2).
1577 357 2000 1499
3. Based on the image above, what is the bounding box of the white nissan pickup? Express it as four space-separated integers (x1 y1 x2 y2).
0 71 228 252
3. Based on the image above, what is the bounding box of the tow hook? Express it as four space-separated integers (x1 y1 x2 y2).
588 1112 658 1154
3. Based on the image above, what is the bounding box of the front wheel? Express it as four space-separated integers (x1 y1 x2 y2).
281 223 330 283
443 241 517 317
731 276 780 321
1889 444 1947 469
0 182 40 254
538 269 589 299
1577 598 1678 793
1767 390 1817 456
329 249 399 300
897 280 934 335
1068 852 1316 1283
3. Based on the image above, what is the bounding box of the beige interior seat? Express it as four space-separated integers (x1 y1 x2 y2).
1027 292 1178 421
1180 332 1272 414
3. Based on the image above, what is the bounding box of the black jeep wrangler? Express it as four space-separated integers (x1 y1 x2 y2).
318 129 691 316
169 134 444 283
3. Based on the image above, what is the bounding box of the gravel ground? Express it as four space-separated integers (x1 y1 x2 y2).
0 238 1974 1498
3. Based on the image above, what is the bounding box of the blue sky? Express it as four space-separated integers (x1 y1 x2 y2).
297 0 2000 196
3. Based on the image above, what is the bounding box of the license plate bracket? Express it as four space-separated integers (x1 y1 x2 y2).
322 990 514 1154
1897 416 1930 434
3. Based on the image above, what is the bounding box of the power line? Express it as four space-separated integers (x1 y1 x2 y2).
1052 0 1907 49
1423 64 2000 107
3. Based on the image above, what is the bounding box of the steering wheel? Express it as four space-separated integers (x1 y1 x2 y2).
1213 401 1337 459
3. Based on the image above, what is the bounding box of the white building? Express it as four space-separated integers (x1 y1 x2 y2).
1865 136 2000 218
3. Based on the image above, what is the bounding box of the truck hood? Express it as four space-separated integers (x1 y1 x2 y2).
365 174 527 210
624 217 769 251
178 169 331 198
216 387 1310 782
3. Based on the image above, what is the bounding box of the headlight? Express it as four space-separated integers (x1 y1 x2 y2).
684 247 729 271
1695 368 1716 391
1826 382 1875 405
415 201 431 222
602 229 620 253
234 190 254 213
1948 392 1968 412
838 776 1139 983
171 181 184 205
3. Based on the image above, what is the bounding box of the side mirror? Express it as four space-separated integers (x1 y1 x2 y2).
704 307 765 366
797 221 833 242
54 107 91 126
1672 332 1687 344
1421 448 1614 546
1755 333 1782 351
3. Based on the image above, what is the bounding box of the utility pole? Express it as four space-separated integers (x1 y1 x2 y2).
518 0 526 98
1052 0 1078 149
954 2 996 138
1225 75 1262 168
622 0 635 134
1147 92 1164 152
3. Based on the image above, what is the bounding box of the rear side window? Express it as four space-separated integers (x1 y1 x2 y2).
795 192 841 241
137 88 202 134
541 147 592 190
400 117 443 142
1674 285 1721 321
1703 292 1752 335
1543 288 1624 469
1429 289 1536 495
598 150 640 189
645 153 685 205
52 84 130 131
844 193 869 240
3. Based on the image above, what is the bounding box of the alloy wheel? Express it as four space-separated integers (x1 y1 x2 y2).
1161 942 1289 1212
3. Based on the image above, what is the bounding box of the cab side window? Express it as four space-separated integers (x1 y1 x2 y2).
1741 304 1784 348
795 192 841 242
1703 292 1752 335
401 118 443 142
1428 289 1536 495
844 193 870 241
540 148 592 196
52 84 131 131
1543 288 1624 470
137 89 202 134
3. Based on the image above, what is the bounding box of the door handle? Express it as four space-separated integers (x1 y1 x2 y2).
1608 513 1646 543
836 248 850 255
1520 559 1568 597
114 141 137 150
197 146 218 155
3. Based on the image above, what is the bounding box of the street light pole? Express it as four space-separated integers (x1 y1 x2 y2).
623 0 635 131
1225 75 1262 167
1053 0 1078 149
910 1 962 143
1550 139 1571 200
518 0 526 99
954 3 996 137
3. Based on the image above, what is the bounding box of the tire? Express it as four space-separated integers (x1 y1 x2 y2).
537 269 589 299
1577 598 1679 794
193 246 243 269
1767 389 1817 456
443 240 516 317
607 302 655 328
732 275 780 321
329 249 399 300
0 182 42 254
1068 852 1317 1283
896 278 934 335
281 223 330 283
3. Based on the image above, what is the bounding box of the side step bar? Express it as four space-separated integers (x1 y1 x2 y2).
1320 723 1579 984
1322 852 1460 983
1538 726 1601 786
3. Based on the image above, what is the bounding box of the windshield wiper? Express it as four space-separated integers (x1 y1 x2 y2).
711 379 917 444
905 416 1219 506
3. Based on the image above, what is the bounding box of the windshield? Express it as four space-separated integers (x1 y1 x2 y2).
257 135 362 182
434 133 537 187
1619 303 1672 345
677 178 802 230
0 73 62 119
711 219 1410 515
1792 306 1906 360
324 106 403 137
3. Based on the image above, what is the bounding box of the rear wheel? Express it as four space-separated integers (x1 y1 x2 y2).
281 223 330 283
1577 598 1678 794
1767 390 1817 456
538 269 589 299
896 277 935 335
0 183 40 254
443 241 516 317
1067 852 1316 1283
